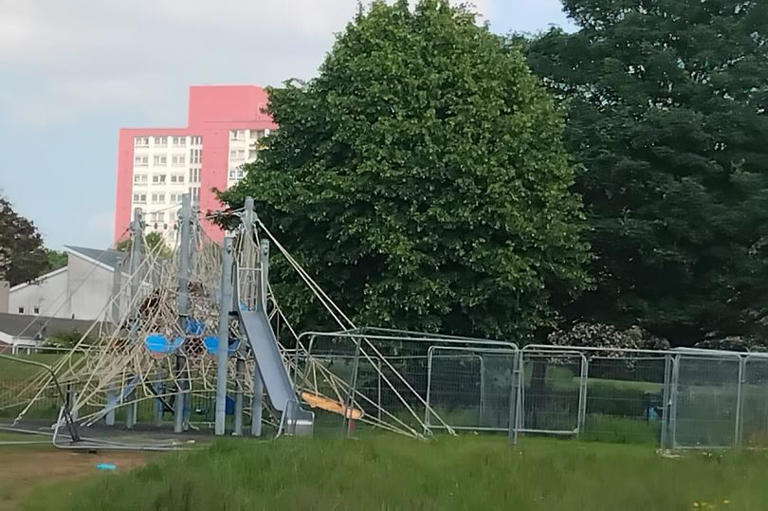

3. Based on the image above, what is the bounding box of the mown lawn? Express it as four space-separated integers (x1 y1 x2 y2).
19 435 768 510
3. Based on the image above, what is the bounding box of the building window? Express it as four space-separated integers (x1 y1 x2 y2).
150 211 165 223
134 155 148 167
189 187 199 202
33 306 40 314
188 168 200 183
134 136 150 147
154 136 168 146
153 155 168 166
133 193 147 204
190 136 202 146
172 154 185 166
152 174 167 184
230 129 244 140
170 174 184 184
249 129 267 140
172 136 186 146
190 149 201 164
249 149 258 160
228 167 246 180
151 193 165 204
170 193 184 204
18 306 24 314
133 174 148 185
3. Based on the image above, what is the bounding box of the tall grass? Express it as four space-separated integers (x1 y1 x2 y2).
21 435 768 510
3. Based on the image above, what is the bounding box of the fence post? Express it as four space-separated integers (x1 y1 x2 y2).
424 347 435 434
735 356 745 448
669 355 680 449
576 354 589 437
660 354 672 450
508 349 523 445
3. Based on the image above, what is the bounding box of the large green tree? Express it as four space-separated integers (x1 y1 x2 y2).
0 194 50 286
522 0 768 343
222 0 589 340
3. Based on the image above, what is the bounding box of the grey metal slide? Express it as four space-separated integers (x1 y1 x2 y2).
238 309 314 435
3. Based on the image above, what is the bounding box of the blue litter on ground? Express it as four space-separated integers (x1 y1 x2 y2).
96 463 117 471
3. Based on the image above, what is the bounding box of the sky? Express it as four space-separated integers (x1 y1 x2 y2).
0 0 574 250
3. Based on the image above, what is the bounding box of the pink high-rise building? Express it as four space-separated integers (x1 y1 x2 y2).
114 85 276 244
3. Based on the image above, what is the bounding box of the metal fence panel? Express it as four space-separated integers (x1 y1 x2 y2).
671 354 741 449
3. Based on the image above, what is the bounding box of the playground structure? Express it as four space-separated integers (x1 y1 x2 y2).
1 194 518 448
5 193 768 450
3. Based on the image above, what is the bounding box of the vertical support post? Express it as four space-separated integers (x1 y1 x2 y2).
250 363 264 436
242 197 257 309
576 355 589 437
377 357 382 422
478 354 486 426
105 388 117 426
177 194 192 317
125 398 137 429
234 358 245 435
110 254 125 325
258 239 269 313
174 355 185 433
660 354 672 450
215 236 234 436
129 208 144 308
424 347 435 433
669 355 680 449
66 384 78 422
735 355 745 448
343 336 362 437
508 350 523 445
153 370 164 427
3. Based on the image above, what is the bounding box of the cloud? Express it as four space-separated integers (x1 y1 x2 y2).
0 0 496 127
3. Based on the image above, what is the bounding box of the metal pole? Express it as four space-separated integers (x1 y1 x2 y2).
105 388 117 426
129 208 143 308
660 354 672 450
215 236 234 436
250 363 263 436
177 194 192 317
110 254 125 325
478 354 486 426
735 356 745 448
234 358 245 435
258 239 269 313
669 355 680 448
174 355 185 433
153 370 164 427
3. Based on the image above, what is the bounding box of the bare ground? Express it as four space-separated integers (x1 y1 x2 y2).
0 447 155 511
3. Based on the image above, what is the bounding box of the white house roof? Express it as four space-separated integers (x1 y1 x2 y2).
65 246 126 273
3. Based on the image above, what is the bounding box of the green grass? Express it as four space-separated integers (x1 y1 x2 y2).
20 435 768 510
0 354 63 380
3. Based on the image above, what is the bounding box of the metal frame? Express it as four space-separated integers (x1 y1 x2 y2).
424 345 516 433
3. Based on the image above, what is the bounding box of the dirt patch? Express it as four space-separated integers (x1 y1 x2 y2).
0 447 156 511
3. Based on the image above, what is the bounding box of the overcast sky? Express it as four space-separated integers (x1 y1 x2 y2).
0 0 574 250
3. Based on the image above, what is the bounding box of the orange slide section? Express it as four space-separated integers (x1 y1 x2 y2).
300 392 364 420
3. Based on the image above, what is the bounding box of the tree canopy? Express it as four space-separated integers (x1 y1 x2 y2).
222 0 590 340
522 0 768 344
0 194 51 286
